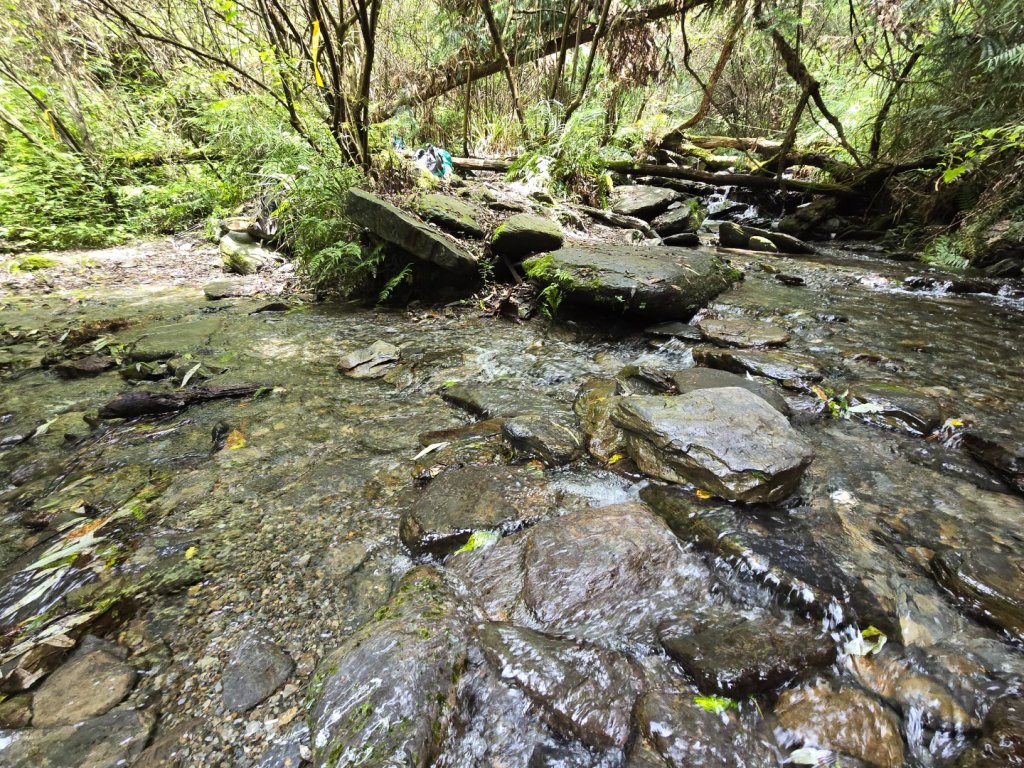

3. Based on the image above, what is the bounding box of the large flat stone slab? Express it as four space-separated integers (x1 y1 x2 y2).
613 388 813 502
523 245 738 321
347 188 478 277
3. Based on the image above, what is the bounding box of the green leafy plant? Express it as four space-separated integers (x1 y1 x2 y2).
693 695 738 713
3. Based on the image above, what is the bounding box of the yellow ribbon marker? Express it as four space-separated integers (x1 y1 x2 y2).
311 20 324 87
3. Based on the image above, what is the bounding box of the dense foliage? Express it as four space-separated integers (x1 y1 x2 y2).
1 0 1022 266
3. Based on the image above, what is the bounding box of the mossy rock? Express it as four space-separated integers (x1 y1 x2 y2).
491 214 564 260
652 198 707 236
11 255 59 271
748 235 778 253
414 193 485 238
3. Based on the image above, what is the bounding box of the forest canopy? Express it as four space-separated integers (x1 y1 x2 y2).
1 0 1022 266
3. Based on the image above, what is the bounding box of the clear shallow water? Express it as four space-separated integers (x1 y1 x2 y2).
0 242 1022 766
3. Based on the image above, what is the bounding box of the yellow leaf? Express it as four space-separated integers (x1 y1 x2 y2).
184 546 198 560
224 429 246 450
695 489 713 499
810 384 828 402
946 418 964 428
311 20 324 87
608 453 623 464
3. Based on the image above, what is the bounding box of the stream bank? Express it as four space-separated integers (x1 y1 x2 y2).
1 183 1024 767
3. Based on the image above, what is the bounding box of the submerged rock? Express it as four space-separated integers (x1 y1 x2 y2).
399 465 558 556
930 549 1024 640
53 354 116 379
774 681 905 768
440 382 558 419
31 639 135 727
848 382 944 435
222 634 294 712
523 245 738 321
337 340 401 379
697 317 791 348
954 695 1024 766
0 707 155 768
670 367 790 415
449 501 713 649
573 377 627 463
478 622 643 748
610 185 681 220
308 566 468 767
490 214 563 259
636 689 779 767
694 346 824 385
347 188 478 277
642 485 900 634
661 617 835 697
414 192 485 238
960 430 1024 495
613 388 813 502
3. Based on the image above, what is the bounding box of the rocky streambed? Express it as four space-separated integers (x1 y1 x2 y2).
1 223 1024 768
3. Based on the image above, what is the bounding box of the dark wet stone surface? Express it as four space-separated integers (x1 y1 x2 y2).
661 616 835 697
931 549 1024 640
523 245 738 321
573 377 626 463
848 382 944 435
697 317 791 348
774 681 905 768
961 430 1024 495
636 689 779 767
670 367 790 415
610 185 681 220
642 484 901 634
0 707 155 768
501 413 583 466
478 622 643 748
399 465 559 556
954 695 1024 766
53 353 116 379
222 634 294 712
694 346 824 385
652 200 705 236
449 502 714 650
440 382 560 419
308 566 468 768
613 388 813 502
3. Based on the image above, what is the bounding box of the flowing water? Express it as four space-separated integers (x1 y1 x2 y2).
0 237 1022 766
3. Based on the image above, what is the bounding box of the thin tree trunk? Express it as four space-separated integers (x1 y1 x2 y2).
478 0 528 137
675 0 745 131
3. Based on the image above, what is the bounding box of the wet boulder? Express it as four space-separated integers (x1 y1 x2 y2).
490 214 564 259
652 199 706 236
346 188 478 278
778 197 839 240
613 388 813 503
718 222 815 255
414 193 485 238
696 317 791 348
203 278 253 300
774 681 905 768
670 367 790 416
222 634 294 712
694 346 824 385
636 690 779 767
478 622 643 748
307 566 468 768
960 429 1024 495
573 377 627 463
954 695 1024 766
748 235 778 253
220 232 275 275
53 354 116 379
930 549 1024 640
610 185 681 220
523 245 739 321
847 382 944 436
846 653 977 732
661 617 835 697
399 465 559 556
0 707 155 768
660 232 700 247
642 484 901 634
449 501 714 650
31 637 135 727
501 413 582 466
645 322 704 342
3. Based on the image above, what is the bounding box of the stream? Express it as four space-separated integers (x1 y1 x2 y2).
0 235 1022 767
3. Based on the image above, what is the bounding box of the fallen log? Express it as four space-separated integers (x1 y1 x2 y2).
450 157 513 173
98 384 262 420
